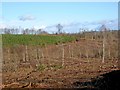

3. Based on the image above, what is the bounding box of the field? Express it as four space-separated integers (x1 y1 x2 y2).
2 34 76 47
1 30 119 89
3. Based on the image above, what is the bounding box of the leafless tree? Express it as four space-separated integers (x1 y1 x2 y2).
56 24 63 34
62 44 65 67
3 28 18 34
14 28 19 34
25 45 29 62
22 28 29 34
4 28 11 34
22 45 29 62
30 28 36 34
36 29 42 35
68 45 71 57
99 24 107 63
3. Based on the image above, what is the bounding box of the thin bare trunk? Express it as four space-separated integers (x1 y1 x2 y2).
25 45 28 62
84 30 86 39
62 44 64 67
108 46 111 59
0 37 2 73
8 48 10 61
79 46 81 58
94 30 96 40
86 46 89 62
71 46 73 58
14 49 18 72
41 50 44 64
45 45 48 58
86 40 89 62
35 48 39 67
99 49 101 59
100 25 107 63
68 45 71 58
41 51 44 59
38 48 41 61
23 52 25 62
102 32 105 63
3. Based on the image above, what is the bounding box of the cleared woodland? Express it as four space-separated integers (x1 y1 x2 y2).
2 30 119 88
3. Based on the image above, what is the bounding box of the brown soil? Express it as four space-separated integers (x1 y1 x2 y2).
2 39 119 88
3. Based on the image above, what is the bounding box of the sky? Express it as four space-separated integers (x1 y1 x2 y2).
1 2 118 33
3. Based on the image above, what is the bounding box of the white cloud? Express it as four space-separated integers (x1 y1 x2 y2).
0 18 118 34
34 25 46 29
3 19 36 29
0 22 7 29
19 14 36 21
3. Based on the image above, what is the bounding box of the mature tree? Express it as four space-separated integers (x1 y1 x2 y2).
56 24 63 34
10 28 15 34
37 29 42 34
22 28 29 34
4 28 13 34
30 28 36 34
14 28 19 34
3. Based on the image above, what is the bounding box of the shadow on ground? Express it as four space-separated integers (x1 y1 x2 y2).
73 70 120 90
2 70 120 90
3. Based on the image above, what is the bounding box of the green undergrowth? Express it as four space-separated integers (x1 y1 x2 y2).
2 34 76 47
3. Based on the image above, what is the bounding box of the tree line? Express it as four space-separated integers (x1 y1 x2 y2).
1 28 48 35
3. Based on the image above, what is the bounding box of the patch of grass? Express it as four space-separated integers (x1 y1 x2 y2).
2 34 76 47
50 65 63 69
37 64 46 71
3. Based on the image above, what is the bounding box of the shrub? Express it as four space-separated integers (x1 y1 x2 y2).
37 64 46 71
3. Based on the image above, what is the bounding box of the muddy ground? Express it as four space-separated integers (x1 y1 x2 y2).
2 39 119 89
